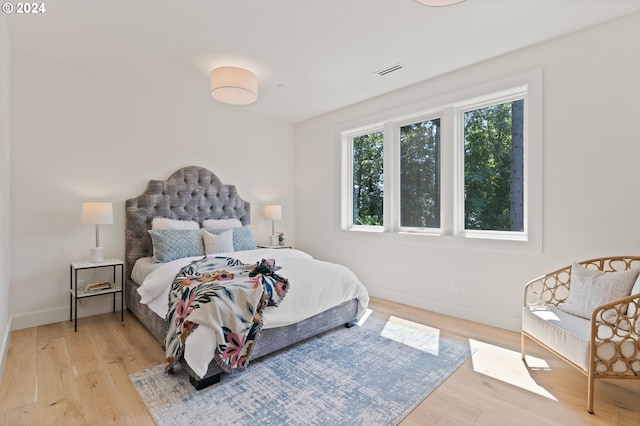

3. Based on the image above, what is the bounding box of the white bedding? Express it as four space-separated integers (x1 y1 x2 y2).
135 248 369 378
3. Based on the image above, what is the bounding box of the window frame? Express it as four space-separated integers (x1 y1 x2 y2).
341 124 386 232
394 113 444 236
339 69 542 253
453 86 529 241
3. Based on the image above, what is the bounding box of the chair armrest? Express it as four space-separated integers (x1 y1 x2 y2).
523 265 571 308
592 292 640 335
591 293 640 378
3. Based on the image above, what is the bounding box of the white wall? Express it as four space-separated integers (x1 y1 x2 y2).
9 51 296 329
0 13 12 379
294 12 640 331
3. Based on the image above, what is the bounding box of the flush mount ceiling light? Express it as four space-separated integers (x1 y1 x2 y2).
210 66 258 105
415 0 465 6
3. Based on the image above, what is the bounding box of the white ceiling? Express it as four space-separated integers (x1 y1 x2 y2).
6 0 640 123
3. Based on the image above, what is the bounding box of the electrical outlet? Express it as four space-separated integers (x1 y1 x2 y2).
452 280 460 292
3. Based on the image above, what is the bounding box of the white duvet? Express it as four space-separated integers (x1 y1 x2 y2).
134 248 369 378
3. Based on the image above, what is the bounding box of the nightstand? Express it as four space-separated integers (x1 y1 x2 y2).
70 258 124 332
257 244 292 249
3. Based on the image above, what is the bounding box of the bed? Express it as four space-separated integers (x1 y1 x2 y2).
125 166 369 389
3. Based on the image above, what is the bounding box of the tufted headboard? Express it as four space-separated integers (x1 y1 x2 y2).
125 166 250 280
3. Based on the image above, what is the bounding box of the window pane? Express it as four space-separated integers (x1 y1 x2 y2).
400 119 441 228
464 99 524 232
352 132 384 226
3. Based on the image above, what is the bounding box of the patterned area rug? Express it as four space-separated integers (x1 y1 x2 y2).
130 315 473 425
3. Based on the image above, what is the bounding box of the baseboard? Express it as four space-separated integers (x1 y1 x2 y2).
10 306 69 330
368 286 521 332
10 287 128 331
0 315 12 384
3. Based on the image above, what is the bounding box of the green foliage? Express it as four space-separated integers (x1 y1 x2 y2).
400 120 440 228
464 100 523 231
352 132 384 226
350 100 523 232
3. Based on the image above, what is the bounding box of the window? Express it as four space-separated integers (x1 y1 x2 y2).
341 71 540 249
461 99 525 235
399 119 441 230
454 87 527 240
351 131 384 227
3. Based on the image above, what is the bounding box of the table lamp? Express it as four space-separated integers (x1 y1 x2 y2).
81 202 113 262
264 204 282 246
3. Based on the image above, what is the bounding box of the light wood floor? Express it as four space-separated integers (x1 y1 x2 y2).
1 297 638 425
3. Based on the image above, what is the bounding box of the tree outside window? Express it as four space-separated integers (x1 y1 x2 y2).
352 131 384 226
400 119 441 229
343 82 533 243
463 99 524 232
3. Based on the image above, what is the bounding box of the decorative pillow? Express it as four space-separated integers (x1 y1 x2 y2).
231 226 257 251
208 226 257 251
627 275 640 333
151 217 199 230
202 218 242 231
148 229 204 263
632 275 640 296
559 263 639 322
202 229 234 255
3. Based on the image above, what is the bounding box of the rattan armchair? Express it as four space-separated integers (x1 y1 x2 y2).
521 256 640 414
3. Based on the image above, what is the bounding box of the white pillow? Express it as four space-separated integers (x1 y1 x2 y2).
151 217 199 230
627 275 640 333
559 263 639 323
202 218 242 231
202 229 234 254
632 275 640 296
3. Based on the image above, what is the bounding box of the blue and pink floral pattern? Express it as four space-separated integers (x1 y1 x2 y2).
164 257 289 374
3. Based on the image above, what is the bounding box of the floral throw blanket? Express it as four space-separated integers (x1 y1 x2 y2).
164 256 289 374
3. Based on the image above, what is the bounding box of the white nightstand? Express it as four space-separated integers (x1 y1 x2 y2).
257 244 292 249
69 258 124 332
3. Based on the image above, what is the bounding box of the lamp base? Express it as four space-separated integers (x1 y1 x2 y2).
90 247 105 263
269 235 278 246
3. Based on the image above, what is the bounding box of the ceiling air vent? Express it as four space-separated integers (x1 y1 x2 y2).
376 63 404 76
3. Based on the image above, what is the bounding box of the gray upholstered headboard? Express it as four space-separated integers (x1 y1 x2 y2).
125 166 250 280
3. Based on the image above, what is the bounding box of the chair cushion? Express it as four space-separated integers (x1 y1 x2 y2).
523 305 640 374
522 306 591 371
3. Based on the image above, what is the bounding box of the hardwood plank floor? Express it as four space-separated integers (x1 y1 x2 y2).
1 297 638 425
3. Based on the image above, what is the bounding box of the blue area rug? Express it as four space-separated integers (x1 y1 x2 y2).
130 315 473 425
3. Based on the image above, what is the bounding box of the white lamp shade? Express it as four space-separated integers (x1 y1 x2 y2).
210 66 258 105
81 202 114 225
264 205 282 221
415 0 465 6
